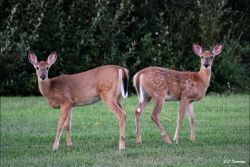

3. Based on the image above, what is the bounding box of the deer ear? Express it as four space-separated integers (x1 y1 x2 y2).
212 44 223 56
47 51 57 65
28 51 38 65
192 43 203 56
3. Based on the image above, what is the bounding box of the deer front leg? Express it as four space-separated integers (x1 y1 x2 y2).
187 103 196 141
64 109 73 147
173 99 189 143
151 98 172 144
53 104 72 150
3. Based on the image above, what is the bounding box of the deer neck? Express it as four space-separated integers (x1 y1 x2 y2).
198 67 211 88
38 79 51 97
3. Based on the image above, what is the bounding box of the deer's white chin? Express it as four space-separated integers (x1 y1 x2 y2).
202 66 211 70
38 78 48 81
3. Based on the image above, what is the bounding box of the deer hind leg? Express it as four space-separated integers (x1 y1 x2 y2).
64 109 73 147
101 95 126 150
173 99 189 143
52 103 72 150
187 103 196 141
135 97 150 144
151 97 172 144
117 99 123 110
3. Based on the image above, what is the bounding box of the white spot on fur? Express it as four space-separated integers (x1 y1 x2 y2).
137 108 141 113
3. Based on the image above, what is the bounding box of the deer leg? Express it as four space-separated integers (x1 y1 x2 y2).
135 98 149 144
102 96 126 150
151 98 172 144
187 103 196 141
52 104 72 150
173 99 189 143
64 109 73 147
117 100 123 110
117 97 126 149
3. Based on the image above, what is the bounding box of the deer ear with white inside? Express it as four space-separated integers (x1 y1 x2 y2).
192 44 203 56
212 44 223 56
47 51 57 65
28 52 38 65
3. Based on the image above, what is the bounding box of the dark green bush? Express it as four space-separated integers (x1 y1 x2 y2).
0 0 249 95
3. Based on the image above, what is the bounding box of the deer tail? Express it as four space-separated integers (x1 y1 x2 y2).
133 72 144 103
119 68 129 98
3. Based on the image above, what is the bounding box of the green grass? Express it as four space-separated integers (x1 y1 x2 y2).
1 95 249 166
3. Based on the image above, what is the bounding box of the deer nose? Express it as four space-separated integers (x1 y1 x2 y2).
204 58 210 68
204 63 209 68
40 75 46 80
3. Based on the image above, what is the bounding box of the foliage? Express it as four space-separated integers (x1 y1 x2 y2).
0 0 249 95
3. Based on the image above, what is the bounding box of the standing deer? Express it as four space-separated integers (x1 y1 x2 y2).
133 44 223 144
28 51 129 150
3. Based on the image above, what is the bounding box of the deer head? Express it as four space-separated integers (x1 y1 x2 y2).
28 52 57 81
192 44 223 70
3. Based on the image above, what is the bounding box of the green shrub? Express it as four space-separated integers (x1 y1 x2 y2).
0 0 249 95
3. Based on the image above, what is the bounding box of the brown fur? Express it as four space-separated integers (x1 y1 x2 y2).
133 44 223 144
40 65 127 108
135 67 209 102
29 52 128 150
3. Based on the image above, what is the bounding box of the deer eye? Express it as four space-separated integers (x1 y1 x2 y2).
201 56 204 59
36 67 39 70
46 67 49 70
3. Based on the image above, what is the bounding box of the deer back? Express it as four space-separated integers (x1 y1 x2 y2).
134 67 206 102
44 65 128 108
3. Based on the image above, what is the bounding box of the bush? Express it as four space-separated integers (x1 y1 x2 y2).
0 0 249 95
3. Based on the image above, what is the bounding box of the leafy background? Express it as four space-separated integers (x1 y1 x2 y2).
0 0 249 95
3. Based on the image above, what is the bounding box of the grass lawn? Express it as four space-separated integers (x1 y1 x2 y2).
1 95 249 166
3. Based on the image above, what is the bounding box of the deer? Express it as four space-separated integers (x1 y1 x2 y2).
133 43 223 145
28 51 129 150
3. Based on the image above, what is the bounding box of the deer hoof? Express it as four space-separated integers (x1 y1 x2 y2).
119 141 125 151
119 146 125 151
190 135 196 142
67 142 73 147
52 142 59 151
52 147 58 151
173 140 179 144
162 135 172 144
136 137 142 144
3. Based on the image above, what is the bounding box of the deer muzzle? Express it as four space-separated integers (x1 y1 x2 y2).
39 69 47 80
204 58 210 68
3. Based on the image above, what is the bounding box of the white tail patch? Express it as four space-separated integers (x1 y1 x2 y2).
133 73 145 103
138 74 144 103
119 69 128 98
